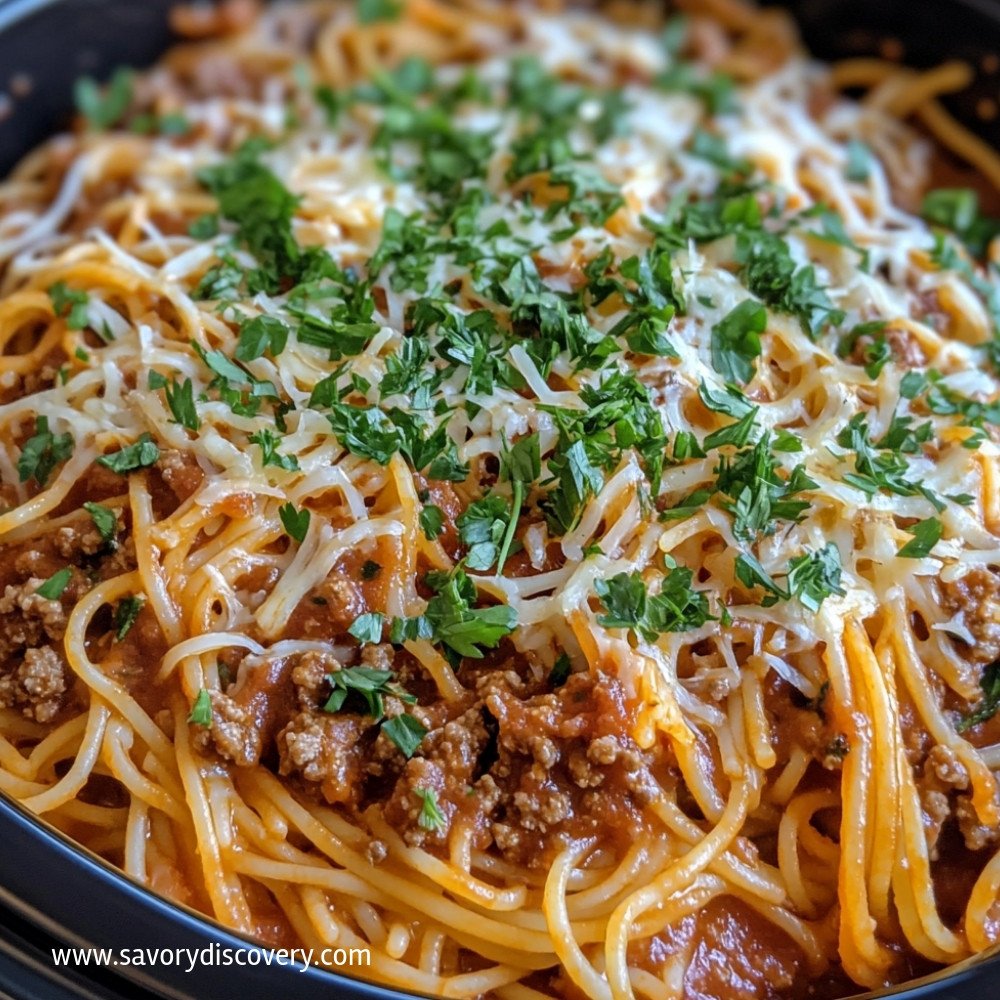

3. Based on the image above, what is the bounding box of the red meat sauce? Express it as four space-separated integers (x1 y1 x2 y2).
7 448 1000 995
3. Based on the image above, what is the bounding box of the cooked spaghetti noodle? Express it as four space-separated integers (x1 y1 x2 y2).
1 1 1000 997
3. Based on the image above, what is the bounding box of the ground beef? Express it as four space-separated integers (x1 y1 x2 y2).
956 793 1000 851
940 568 1000 664
193 690 262 767
382 700 490 848
277 712 368 806
916 745 970 859
0 645 69 722
0 505 140 727
0 577 68 643
384 669 654 866
158 450 204 503
54 520 107 558
289 650 337 711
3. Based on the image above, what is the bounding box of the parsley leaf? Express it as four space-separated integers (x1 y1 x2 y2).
188 213 219 239
322 665 413 719
414 786 446 830
734 552 788 607
419 504 445 540
164 377 200 432
549 652 572 687
922 187 1000 258
358 0 402 23
83 502 118 547
18 416 74 486
279 502 310 543
957 662 1000 732
235 314 290 362
382 714 427 758
114 596 144 641
541 439 603 535
97 434 160 474
48 282 89 330
786 543 845 612
897 517 943 558
595 565 712 642
348 612 385 645
198 143 332 291
736 232 844 338
844 140 872 182
458 495 509 571
836 413 941 510
36 568 72 600
188 688 213 727
714 434 815 540
249 428 299 472
710 299 766 384
327 403 401 465
689 128 752 175
74 67 133 130
395 568 516 662
500 433 541 485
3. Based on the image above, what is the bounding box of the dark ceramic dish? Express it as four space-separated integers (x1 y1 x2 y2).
0 0 999 997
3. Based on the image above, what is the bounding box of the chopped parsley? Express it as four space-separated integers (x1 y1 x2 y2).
897 517 943 558
74 67 133 130
197 142 333 292
714 434 817 540
392 568 517 663
382 714 427 758
279 502 310 543
786 544 845 612
18 416 74 487
164 377 200 432
321 665 426 756
83 502 118 546
710 299 766 384
188 688 213 727
235 314 290 362
736 543 844 612
48 282 89 330
836 413 942 511
348 612 385 645
844 140 872 182
35 568 72 600
249 429 300 472
420 504 446 541
595 564 713 642
957 662 1000 732
414 787 446 831
549 652 572 688
736 231 844 338
458 495 510 571
97 434 160 474
322 665 413 718
357 0 402 23
114 596 144 641
922 187 1000 258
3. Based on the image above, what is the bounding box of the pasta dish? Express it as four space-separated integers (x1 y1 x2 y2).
3 0 1000 996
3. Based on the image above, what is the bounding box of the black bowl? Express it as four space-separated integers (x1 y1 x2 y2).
1 0 1000 997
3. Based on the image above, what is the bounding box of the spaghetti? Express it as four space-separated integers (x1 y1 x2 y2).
1 1 1000 997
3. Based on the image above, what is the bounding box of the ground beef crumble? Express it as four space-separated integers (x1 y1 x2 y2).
199 635 660 869
940 568 1000 665
0 575 74 722
0 645 68 723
